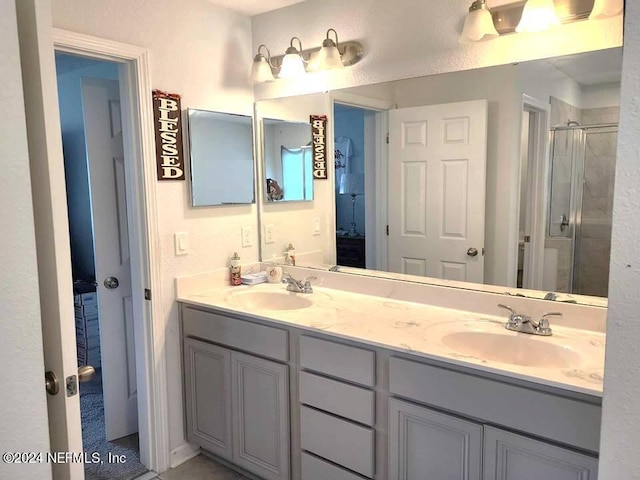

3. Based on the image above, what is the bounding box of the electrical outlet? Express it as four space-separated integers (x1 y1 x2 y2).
264 224 275 244
174 232 188 256
312 217 321 236
241 226 252 247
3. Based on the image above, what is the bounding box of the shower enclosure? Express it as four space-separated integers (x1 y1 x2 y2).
547 123 618 297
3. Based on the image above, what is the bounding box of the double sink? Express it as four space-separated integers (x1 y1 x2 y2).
223 284 603 377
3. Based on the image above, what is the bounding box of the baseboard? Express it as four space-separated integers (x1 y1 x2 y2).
169 442 201 469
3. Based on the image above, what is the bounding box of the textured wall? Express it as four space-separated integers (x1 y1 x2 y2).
51 0 256 451
252 0 622 101
598 1 640 477
0 1 52 479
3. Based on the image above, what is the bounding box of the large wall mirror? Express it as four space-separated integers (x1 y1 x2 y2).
187 109 255 206
263 118 314 202
256 47 623 306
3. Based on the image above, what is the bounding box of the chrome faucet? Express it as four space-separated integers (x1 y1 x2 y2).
497 304 562 336
282 273 316 294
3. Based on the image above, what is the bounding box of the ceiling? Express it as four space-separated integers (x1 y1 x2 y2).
547 48 623 86
207 0 307 16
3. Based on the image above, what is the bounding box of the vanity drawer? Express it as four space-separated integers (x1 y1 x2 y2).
301 452 365 480
300 335 375 387
299 371 375 426
182 305 288 362
300 406 375 478
388 356 602 452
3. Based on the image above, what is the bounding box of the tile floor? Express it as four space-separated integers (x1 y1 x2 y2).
149 455 251 480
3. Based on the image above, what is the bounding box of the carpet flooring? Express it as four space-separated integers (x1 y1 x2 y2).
80 368 148 480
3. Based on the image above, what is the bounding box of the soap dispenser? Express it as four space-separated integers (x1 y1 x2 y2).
230 252 242 286
266 255 283 284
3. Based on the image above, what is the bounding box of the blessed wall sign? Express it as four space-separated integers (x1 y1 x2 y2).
310 114 328 180
152 90 185 180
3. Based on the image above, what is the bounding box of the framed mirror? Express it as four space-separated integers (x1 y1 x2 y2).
262 118 314 202
256 48 623 306
187 109 255 207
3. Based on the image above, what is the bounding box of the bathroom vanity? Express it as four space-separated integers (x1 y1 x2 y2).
177 270 604 480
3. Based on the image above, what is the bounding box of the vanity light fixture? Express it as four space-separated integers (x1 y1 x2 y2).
278 37 307 79
316 29 345 70
251 29 364 83
459 0 500 43
250 44 275 83
515 0 561 33
589 0 623 19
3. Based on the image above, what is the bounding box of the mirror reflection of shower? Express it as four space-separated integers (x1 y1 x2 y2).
546 109 618 297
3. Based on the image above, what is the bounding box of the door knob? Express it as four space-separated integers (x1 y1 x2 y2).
78 365 95 383
45 371 59 395
467 247 479 257
104 276 119 289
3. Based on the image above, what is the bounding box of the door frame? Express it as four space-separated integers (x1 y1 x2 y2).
330 91 394 271
519 94 550 290
53 29 169 473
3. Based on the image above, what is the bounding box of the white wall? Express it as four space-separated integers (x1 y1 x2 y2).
598 1 640 477
0 1 51 478
51 0 255 452
251 0 622 101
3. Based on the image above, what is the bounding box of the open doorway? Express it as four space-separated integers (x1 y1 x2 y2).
55 52 147 480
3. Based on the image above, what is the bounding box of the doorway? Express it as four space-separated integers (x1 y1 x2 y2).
55 51 147 480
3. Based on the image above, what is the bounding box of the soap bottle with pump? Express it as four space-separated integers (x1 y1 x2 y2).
266 255 283 284
230 252 242 286
285 243 296 266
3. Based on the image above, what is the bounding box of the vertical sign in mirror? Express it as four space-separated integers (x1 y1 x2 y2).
262 118 314 202
311 115 328 180
187 109 255 206
152 90 185 180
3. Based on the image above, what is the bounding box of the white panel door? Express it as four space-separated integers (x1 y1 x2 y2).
388 100 488 283
82 77 138 441
15 1 84 478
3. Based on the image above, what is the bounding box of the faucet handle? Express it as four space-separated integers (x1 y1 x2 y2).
497 304 517 319
304 276 317 284
540 312 562 326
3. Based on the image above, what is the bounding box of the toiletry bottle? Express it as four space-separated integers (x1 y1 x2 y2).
230 252 242 286
266 255 283 284
285 243 296 266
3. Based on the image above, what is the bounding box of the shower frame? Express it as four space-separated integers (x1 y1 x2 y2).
548 123 618 294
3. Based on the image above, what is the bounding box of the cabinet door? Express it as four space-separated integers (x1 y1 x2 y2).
483 427 598 480
183 338 232 460
389 398 482 480
232 351 289 480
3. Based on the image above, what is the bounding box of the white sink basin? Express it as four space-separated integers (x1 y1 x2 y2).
441 331 584 368
227 290 314 310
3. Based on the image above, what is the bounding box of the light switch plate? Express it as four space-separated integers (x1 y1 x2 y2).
264 224 275 244
174 232 188 256
312 217 321 236
241 226 252 247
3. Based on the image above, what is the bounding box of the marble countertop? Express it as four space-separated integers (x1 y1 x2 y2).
178 282 605 397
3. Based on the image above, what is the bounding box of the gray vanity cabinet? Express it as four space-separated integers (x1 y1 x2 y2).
388 398 483 480
183 338 233 461
483 427 599 480
183 333 289 480
231 350 289 480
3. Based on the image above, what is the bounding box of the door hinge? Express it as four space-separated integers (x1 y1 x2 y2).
144 289 152 301
386 225 389 236
386 133 390 144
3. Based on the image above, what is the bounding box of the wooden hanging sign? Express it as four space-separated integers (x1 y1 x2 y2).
152 90 185 180
310 114 328 180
